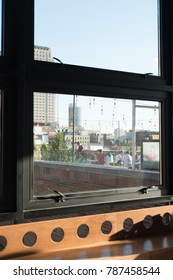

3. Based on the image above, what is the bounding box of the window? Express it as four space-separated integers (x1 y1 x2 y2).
33 94 161 197
34 0 159 75
0 1 173 223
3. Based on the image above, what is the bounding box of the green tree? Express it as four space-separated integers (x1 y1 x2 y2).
50 131 63 161
41 131 72 162
40 144 50 160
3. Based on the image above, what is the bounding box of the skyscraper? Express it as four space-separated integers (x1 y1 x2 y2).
34 45 54 62
68 103 81 128
34 46 56 125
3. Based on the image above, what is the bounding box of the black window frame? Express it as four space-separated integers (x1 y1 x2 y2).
0 0 173 223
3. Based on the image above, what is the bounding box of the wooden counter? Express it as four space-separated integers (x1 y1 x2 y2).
0 205 173 260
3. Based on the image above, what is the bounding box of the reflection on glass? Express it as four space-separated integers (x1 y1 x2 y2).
33 93 161 196
34 0 159 75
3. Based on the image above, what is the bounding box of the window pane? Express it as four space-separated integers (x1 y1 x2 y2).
34 0 159 75
33 93 161 196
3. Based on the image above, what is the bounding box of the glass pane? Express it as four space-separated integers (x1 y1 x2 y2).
34 0 159 75
33 93 161 196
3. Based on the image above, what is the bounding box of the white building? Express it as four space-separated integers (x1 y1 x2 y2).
34 46 56 125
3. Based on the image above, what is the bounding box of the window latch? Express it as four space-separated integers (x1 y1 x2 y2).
138 186 157 194
36 190 66 203
53 190 66 202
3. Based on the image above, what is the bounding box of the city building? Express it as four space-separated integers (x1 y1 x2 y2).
34 46 56 125
64 132 90 148
68 103 81 127
114 127 126 142
34 45 54 62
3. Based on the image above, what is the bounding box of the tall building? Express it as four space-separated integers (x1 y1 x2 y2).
34 45 54 62
68 103 81 127
34 46 56 125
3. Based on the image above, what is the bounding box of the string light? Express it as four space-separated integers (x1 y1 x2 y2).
89 98 91 109
75 95 78 105
154 105 156 115
114 99 116 109
101 105 103 115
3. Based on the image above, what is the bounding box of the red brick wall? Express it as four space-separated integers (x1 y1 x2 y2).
34 161 160 196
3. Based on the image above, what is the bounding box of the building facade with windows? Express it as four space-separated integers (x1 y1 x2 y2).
34 45 53 62
68 103 81 128
34 46 56 125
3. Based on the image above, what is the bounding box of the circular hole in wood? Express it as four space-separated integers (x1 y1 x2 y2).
123 218 133 232
22 231 37 247
0 236 7 251
143 215 153 229
101 221 112 235
77 224 89 238
51 227 64 242
162 212 172 226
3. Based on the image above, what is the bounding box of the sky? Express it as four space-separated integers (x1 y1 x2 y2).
34 1 160 133
0 0 159 74
55 94 159 133
34 0 159 74
0 1 160 133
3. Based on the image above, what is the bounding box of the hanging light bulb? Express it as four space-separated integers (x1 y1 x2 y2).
101 105 103 115
154 105 156 115
112 110 115 118
75 95 78 106
89 98 91 109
